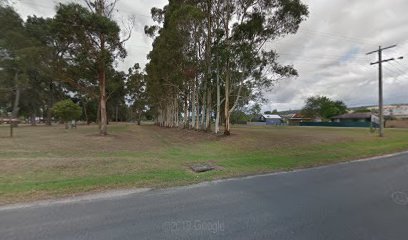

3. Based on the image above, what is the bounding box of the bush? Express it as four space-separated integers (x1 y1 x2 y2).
52 99 82 128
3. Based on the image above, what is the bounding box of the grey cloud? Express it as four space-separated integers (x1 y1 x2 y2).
14 0 167 72
262 0 408 111
11 0 408 111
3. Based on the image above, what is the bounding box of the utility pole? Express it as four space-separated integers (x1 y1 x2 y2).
367 45 402 137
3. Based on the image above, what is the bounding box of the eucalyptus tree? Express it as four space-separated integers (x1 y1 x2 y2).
145 0 205 129
218 0 308 135
145 0 308 135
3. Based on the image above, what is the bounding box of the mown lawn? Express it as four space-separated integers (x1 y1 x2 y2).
1 123 408 204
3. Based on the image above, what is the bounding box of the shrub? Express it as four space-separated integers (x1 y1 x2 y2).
52 99 82 128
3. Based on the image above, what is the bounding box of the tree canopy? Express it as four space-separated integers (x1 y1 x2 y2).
145 0 308 135
0 2 131 131
301 96 347 120
1 0 309 137
52 99 82 124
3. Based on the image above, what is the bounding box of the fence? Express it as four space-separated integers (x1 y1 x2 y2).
385 120 408 128
299 122 371 128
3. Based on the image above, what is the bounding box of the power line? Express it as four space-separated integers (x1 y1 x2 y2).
278 52 369 62
394 60 408 73
388 61 406 76
299 28 375 45
383 65 404 80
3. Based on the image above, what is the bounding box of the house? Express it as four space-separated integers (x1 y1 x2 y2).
282 113 312 125
263 114 282 125
298 113 374 128
331 113 373 123
369 105 408 119
248 114 282 126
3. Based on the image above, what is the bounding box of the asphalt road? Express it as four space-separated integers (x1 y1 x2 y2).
1 152 408 240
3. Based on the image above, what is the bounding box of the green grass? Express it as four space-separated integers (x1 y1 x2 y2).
1 123 408 204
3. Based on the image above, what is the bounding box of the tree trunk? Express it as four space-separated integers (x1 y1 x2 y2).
30 113 36 126
137 111 141 125
224 71 230 135
205 87 211 131
12 72 20 123
115 105 119 122
46 80 53 126
205 0 212 132
223 8 231 136
99 66 108 135
46 107 52 126
196 90 200 130
191 78 196 129
200 87 206 130
83 100 89 124
97 0 107 135
215 63 220 134
184 91 188 128
97 97 101 126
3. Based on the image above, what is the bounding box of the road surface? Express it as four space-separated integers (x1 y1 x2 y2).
1 152 408 240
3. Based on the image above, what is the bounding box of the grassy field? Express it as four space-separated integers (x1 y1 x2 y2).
1 123 408 204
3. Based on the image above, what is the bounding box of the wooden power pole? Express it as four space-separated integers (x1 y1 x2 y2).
367 45 400 137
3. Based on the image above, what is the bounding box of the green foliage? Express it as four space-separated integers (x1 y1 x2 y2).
52 99 82 122
0 6 68 121
231 110 249 124
53 2 128 134
353 108 371 113
127 64 148 123
264 109 278 114
247 103 262 121
145 0 308 132
53 3 126 64
301 96 348 120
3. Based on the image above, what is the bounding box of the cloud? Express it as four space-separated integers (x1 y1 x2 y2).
261 0 408 111
11 0 408 111
14 0 167 71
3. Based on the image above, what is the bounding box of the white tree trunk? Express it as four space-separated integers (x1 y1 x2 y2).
191 78 197 129
205 87 211 131
215 67 220 134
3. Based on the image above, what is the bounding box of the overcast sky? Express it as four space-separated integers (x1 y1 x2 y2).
13 0 408 111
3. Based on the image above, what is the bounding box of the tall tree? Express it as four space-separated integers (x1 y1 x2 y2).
220 0 308 135
0 5 28 120
0 5 60 123
145 0 308 135
127 64 148 125
53 1 126 135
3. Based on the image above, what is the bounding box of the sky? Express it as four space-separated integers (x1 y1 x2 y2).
12 0 408 112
